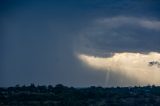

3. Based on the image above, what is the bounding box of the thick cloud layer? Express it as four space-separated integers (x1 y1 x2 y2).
75 16 160 56
1 0 160 87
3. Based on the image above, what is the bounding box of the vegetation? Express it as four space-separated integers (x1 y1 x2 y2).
0 84 160 106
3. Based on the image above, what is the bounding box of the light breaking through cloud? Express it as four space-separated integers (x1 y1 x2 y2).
77 52 160 86
74 16 160 86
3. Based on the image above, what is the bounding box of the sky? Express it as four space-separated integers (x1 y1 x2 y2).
1 0 160 87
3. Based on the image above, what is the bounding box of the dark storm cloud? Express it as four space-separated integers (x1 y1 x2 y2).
1 0 160 87
75 17 160 56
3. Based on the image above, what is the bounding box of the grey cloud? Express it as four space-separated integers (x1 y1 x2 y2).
75 16 160 56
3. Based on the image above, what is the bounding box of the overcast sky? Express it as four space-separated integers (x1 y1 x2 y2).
1 0 160 87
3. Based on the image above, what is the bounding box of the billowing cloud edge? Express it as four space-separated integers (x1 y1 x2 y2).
77 52 160 86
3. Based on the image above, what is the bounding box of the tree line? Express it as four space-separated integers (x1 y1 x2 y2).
0 84 160 106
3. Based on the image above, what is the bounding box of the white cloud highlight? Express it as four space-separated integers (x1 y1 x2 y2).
77 52 160 86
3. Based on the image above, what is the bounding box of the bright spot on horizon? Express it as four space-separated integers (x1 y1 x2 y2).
77 52 160 86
